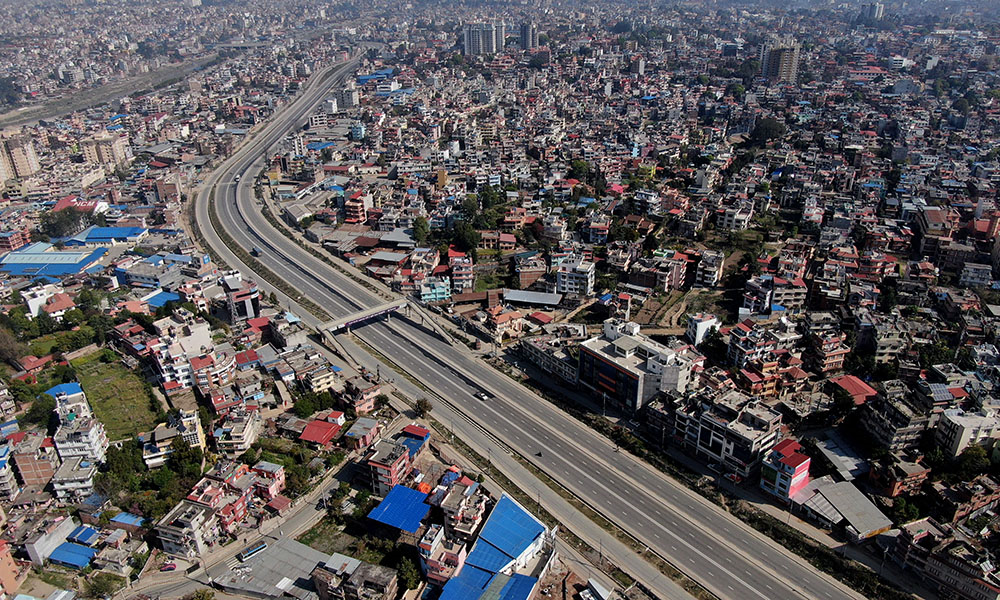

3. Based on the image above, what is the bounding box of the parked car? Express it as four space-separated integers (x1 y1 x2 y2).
160 563 177 572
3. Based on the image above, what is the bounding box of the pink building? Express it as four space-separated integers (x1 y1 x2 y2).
418 523 467 585
760 438 810 503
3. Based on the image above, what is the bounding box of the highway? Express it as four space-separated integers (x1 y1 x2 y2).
195 49 868 600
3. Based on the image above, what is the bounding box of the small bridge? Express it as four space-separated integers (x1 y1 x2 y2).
322 298 409 333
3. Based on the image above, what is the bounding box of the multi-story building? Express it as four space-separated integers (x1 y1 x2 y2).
439 479 489 543
51 456 97 501
514 253 547 289
419 276 451 303
760 36 800 83
0 539 21 598
0 230 28 254
861 383 929 452
148 309 215 391
760 438 811 503
10 432 58 487
727 319 777 368
344 376 381 415
925 540 1000 600
484 305 523 342
2 134 41 178
892 517 949 574
53 417 108 464
696 250 725 288
556 254 595 296
25 517 78 566
214 409 263 458
719 203 754 231
251 461 286 500
80 135 133 168
936 409 1000 458
578 319 703 414
312 558 398 600
629 256 687 292
365 441 412 497
464 22 505 56
418 524 467 585
666 389 782 479
519 21 538 50
221 272 261 321
142 410 206 468
808 331 851 374
0 445 21 500
449 254 474 294
155 500 218 557
686 313 720 346
518 335 580 383
743 275 807 314
960 263 993 289
0 380 15 417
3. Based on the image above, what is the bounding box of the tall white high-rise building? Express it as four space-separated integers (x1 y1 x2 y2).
464 22 505 56
520 22 539 50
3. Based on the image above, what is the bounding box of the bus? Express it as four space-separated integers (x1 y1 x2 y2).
236 541 267 562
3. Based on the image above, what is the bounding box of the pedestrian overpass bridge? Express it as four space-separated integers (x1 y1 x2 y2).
319 298 454 342
321 298 409 333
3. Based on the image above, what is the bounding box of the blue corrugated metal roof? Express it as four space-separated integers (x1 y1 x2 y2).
499 574 538 600
48 542 97 569
44 383 83 398
466 541 512 573
145 291 180 308
110 512 145 527
67 525 100 546
398 436 426 460
0 244 107 276
367 485 429 533
478 495 546 560
439 566 495 600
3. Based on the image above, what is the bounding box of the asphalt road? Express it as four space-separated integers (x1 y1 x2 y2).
194 49 867 600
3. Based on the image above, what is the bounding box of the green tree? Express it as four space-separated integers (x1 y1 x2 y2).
569 160 591 181
642 233 660 253
697 327 727 366
891 497 920 524
294 395 317 418
85 573 124 598
167 438 203 480
453 222 481 253
413 216 430 245
0 328 27 365
397 556 421 590
748 118 787 147
39 207 89 238
24 394 56 432
956 445 990 481
415 397 433 417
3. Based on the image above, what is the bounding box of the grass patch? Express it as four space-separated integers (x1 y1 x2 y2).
71 353 162 439
29 331 75 356
298 516 354 554
31 568 74 590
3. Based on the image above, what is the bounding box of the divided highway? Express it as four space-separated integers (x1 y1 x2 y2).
195 52 867 600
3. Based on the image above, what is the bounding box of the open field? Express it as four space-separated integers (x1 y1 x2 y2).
71 353 161 440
